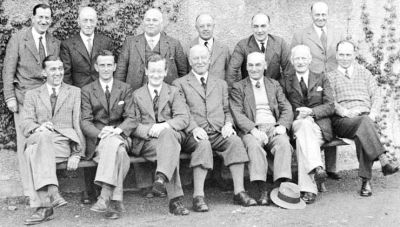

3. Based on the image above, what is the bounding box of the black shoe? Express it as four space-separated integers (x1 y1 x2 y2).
360 179 372 197
193 196 209 212
52 195 67 208
169 197 190 215
80 191 92 204
379 153 399 176
301 192 316 204
257 191 271 206
105 210 121 220
233 191 257 207
24 207 53 225
314 167 328 184
152 175 167 197
110 200 125 213
90 197 109 213
327 172 342 180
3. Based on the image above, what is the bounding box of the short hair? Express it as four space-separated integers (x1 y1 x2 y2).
42 55 61 69
95 50 114 64
251 13 271 24
291 45 312 59
336 40 356 51
146 54 167 70
195 13 214 24
33 4 52 16
310 2 328 12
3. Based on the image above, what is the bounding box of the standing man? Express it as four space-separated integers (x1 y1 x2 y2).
290 2 343 179
21 56 85 225
81 50 137 219
2 3 60 197
227 13 293 87
280 45 334 204
328 40 399 197
173 45 256 207
132 54 192 215
230 52 293 206
60 6 114 88
115 8 188 91
188 13 230 80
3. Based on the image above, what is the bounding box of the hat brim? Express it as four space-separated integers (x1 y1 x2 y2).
270 188 306 210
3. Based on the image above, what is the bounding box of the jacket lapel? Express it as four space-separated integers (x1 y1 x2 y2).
39 84 52 115
109 80 121 112
290 74 304 97
187 72 206 99
263 78 276 112
45 33 58 57
306 25 324 50
307 71 319 92
53 83 69 116
138 86 156 121
243 78 256 120
24 28 41 63
91 34 101 62
209 39 223 68
159 33 170 58
158 83 170 114
93 80 109 113
73 35 91 63
206 77 217 97
135 34 146 63
265 35 276 68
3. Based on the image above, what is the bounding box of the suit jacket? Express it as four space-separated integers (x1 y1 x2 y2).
21 83 85 156
115 33 188 91
227 34 293 87
280 71 335 141
81 79 137 158
229 77 293 136
2 27 60 104
131 82 189 155
60 33 114 88
187 37 230 80
291 25 342 74
173 72 232 134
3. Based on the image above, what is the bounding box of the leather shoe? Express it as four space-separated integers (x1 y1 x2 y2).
152 175 167 198
111 200 125 213
90 197 109 213
104 210 120 220
193 196 209 212
233 191 257 207
52 195 67 208
169 197 190 215
24 207 53 225
327 172 342 180
360 179 372 197
257 190 271 206
379 153 399 176
80 191 92 204
314 167 328 184
301 192 316 204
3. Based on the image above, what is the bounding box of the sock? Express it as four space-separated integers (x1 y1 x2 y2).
100 184 113 201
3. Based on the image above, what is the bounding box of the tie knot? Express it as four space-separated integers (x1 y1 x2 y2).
204 41 208 47
39 36 43 41
106 85 109 90
154 89 159 97
52 87 57 95
255 81 261 88
200 77 206 84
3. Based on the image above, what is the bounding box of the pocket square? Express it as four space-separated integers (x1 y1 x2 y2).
316 86 323 91
118 101 125 105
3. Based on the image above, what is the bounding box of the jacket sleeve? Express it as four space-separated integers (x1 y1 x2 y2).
274 80 293 130
20 90 40 137
222 81 233 125
132 93 152 139
72 89 86 157
80 87 102 139
229 82 256 134
60 41 73 85
227 43 245 89
117 86 138 136
2 34 19 102
311 75 335 119
175 41 189 77
166 88 190 130
114 38 130 82
172 79 198 134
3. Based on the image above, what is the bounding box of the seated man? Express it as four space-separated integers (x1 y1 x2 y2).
229 52 293 206
21 56 85 225
327 40 399 196
131 54 191 215
81 50 137 219
173 45 256 208
280 45 335 204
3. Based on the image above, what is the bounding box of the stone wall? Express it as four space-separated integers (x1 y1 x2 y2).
1 0 399 199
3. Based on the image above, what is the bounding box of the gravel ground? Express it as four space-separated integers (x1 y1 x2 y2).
1 169 400 227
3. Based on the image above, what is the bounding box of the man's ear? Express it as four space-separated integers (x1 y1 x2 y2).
94 63 99 72
41 69 48 78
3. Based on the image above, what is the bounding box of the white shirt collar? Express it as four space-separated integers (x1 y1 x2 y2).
296 70 310 87
337 64 354 78
199 37 213 50
145 33 161 45
99 78 113 93
249 76 264 88
147 83 162 100
80 31 94 43
192 70 209 85
46 83 61 96
313 24 327 38
31 27 47 55
255 37 268 51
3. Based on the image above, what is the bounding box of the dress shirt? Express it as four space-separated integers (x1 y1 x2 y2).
32 27 47 56
46 83 60 96
249 77 276 125
192 70 209 85
337 64 354 78
255 37 268 51
80 31 94 53
313 24 327 39
99 78 113 93
148 83 162 100
296 70 310 87
199 37 213 51
145 32 161 49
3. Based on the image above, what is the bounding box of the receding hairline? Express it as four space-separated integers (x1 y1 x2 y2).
247 52 266 63
195 13 214 25
291 45 312 59
145 8 163 20
78 6 97 19
251 13 270 24
189 44 210 58
310 1 329 12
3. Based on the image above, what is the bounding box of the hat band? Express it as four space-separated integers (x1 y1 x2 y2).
277 191 300 204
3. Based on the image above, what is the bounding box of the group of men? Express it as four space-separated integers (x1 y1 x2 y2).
2 2 399 225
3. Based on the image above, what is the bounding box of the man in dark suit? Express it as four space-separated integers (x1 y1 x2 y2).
2 3 60 198
230 52 293 206
132 54 194 215
227 13 293 87
60 6 114 88
187 13 230 80
327 40 399 197
21 56 85 225
115 8 188 91
173 45 256 207
81 50 137 219
280 45 335 204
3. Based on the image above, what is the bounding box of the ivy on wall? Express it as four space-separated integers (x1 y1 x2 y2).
0 0 180 150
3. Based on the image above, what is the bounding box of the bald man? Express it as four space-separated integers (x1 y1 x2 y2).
187 13 230 80
60 6 114 88
290 2 344 180
227 13 293 88
115 8 188 91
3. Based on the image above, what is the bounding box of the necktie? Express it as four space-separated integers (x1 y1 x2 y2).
320 28 327 51
260 42 265 53
255 81 261 88
153 89 160 122
105 85 111 112
300 77 308 98
148 39 155 49
204 41 208 48
39 36 46 62
50 87 57 116
344 69 349 78
200 77 206 90
87 38 92 56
